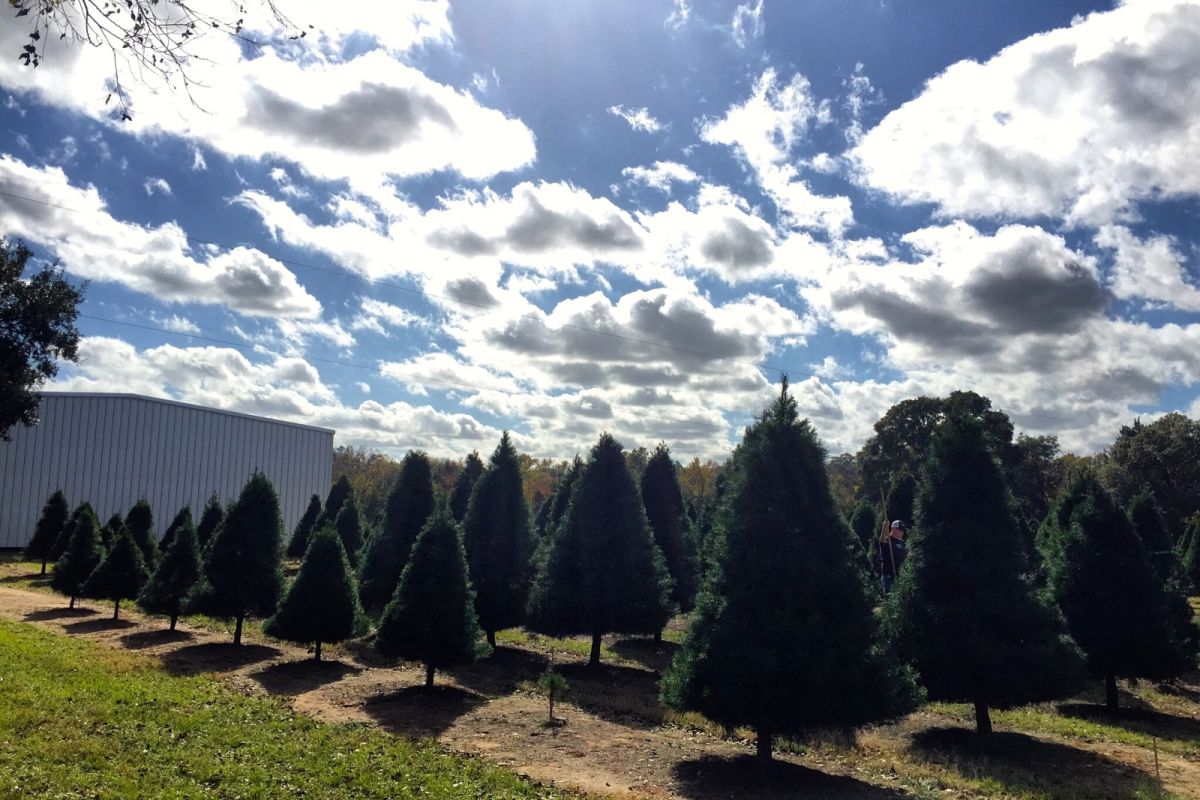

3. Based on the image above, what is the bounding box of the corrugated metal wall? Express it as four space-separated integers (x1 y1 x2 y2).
0 393 334 549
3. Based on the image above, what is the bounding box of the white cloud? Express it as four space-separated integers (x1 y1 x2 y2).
351 298 425 335
667 0 691 29
731 0 765 48
150 314 201 335
621 161 700 193
143 177 172 197
608 104 663 133
1096 224 1200 311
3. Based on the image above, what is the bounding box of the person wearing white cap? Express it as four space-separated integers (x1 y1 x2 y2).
878 519 908 593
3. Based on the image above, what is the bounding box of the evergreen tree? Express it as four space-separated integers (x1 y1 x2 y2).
538 457 581 539
316 475 353 530
663 381 920 761
450 452 484 522
880 416 1085 736
188 472 286 645
375 504 484 686
532 491 555 539
138 513 202 631
50 506 104 608
1040 474 1199 710
885 468 917 528
82 526 150 620
462 432 534 648
1181 516 1200 591
195 493 224 551
286 494 323 559
359 451 435 612
158 505 192 555
50 502 93 563
265 525 361 661
1128 491 1184 587
848 498 878 554
527 433 673 667
99 513 124 551
641 443 698 620
125 499 159 570
25 489 69 574
334 496 365 567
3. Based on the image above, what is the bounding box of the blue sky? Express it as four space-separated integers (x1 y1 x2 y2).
2 0 1199 459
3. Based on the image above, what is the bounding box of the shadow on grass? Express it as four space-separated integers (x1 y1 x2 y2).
910 726 1153 800
673 754 904 800
0 571 51 586
448 645 549 696
556 661 666 728
119 629 195 650
363 684 486 738
1154 679 1200 704
250 659 361 696
160 642 282 676
1059 702 1200 744
24 607 97 621
62 617 138 634
610 636 679 673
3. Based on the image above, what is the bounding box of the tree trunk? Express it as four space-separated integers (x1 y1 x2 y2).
233 613 244 646
169 613 178 632
113 598 120 620
756 728 773 762
589 632 602 667
40 560 47 576
425 663 436 688
974 697 992 736
1106 673 1119 712
69 595 75 610
315 641 322 662
487 629 496 648
548 690 555 723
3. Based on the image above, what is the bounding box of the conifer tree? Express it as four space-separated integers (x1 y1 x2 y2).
375 504 484 686
664 381 919 761
462 432 534 647
286 494 323 559
1181 517 1200 591
125 499 159 569
99 513 124 551
195 493 224 551
848 499 878 554
334 496 365 567
880 416 1085 736
158 505 192 555
641 443 698 621
532 492 555 539
1040 474 1199 710
138 513 202 630
50 502 93 563
527 433 673 667
188 472 286 645
50 505 103 609
25 489 69 574
316 475 353 530
1128 491 1183 586
885 468 917 527
538 457 581 539
83 526 150 620
359 451 436 612
450 452 484 522
266 525 361 661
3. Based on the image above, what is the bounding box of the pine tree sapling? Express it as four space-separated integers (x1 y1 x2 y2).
125 499 159 570
881 416 1085 736
664 381 919 761
450 452 484 522
26 489 69 574
375 504 484 687
138 513 202 631
195 493 224 551
359 451 436 612
50 505 104 609
316 475 353 531
462 432 535 648
538 670 569 726
286 494 323 559
159 505 192 555
1040 475 1199 711
188 472 286 645
266 526 362 661
641 443 699 618
527 434 673 668
334 496 366 568
83 526 150 620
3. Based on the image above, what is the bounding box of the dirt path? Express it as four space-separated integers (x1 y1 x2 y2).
2 578 1198 800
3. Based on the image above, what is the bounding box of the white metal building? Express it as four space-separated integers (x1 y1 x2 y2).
0 393 334 549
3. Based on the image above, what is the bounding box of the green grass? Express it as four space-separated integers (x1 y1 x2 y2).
494 628 622 664
0 619 576 799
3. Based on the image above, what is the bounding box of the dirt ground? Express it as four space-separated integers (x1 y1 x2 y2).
2 569 1198 799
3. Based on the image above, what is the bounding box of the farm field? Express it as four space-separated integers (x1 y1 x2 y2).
1 562 1198 800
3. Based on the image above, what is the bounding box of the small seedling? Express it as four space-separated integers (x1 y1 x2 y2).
538 669 569 727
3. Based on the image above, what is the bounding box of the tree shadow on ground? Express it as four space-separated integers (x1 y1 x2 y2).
910 726 1154 800
363 684 486 738
1154 678 1200 704
673 754 905 800
448 645 549 696
249 659 361 696
62 617 137 634
340 636 391 669
24 607 96 621
1058 702 1200 744
160 642 281 676
556 661 665 728
119 629 194 650
610 636 679 673
0 572 51 586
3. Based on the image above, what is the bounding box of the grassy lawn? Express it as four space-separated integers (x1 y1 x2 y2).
0 619 574 799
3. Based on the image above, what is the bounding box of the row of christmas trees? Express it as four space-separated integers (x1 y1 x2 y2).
25 381 1200 759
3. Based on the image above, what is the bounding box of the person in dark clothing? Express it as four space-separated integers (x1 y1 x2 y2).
879 519 907 594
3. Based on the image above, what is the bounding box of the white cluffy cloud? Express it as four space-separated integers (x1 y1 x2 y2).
621 161 700 193
731 0 766 48
608 105 664 133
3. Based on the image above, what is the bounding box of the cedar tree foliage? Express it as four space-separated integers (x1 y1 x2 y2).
462 432 535 647
189 472 285 645
158 505 192 555
375 504 484 687
50 502 92 563
51 504 103 609
663 381 920 761
99 513 124 551
881 416 1085 736
83 525 150 620
527 433 673 667
1040 474 1199 710
26 489 69 574
286 494 323 559
316 475 352 531
537 456 581 539
334 495 365 567
195 493 224 551
125 499 159 569
138 512 202 631
359 451 435 612
0 238 83 439
640 443 698 613
450 451 484 522
265 525 362 661
1128 491 1187 588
